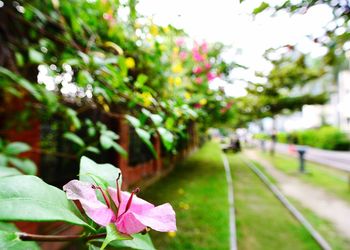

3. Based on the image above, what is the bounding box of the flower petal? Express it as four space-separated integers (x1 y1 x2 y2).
108 187 154 216
116 212 146 235
132 203 177 232
63 180 114 226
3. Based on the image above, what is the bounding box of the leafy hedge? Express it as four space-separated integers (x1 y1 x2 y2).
278 127 350 151
254 127 350 151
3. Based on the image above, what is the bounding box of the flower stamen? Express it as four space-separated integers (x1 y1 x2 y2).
116 173 122 205
125 187 140 213
92 185 111 208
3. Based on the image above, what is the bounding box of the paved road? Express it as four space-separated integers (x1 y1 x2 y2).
261 141 350 172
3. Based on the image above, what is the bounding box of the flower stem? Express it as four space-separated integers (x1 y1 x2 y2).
17 232 106 242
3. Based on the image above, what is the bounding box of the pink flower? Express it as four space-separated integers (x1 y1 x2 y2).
201 41 208 54
205 62 211 70
63 176 176 235
192 50 204 62
176 38 185 46
193 66 202 74
207 72 216 81
179 51 187 60
195 77 203 84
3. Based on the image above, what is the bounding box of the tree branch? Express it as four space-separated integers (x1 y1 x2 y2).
18 232 106 242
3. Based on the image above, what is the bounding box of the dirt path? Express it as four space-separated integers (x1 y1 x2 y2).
244 150 350 240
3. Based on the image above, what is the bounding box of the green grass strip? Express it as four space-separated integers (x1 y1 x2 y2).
227 153 321 250
141 142 230 250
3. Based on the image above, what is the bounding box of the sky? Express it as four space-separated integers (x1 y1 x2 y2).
137 0 334 97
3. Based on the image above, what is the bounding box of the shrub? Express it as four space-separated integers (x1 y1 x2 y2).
295 127 350 151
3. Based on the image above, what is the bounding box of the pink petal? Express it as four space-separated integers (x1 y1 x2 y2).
116 203 176 234
63 180 115 226
108 187 154 216
207 72 216 81
116 212 147 235
132 203 177 232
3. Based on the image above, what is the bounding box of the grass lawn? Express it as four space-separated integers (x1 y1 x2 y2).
227 153 321 250
250 158 350 250
258 151 350 203
141 142 230 250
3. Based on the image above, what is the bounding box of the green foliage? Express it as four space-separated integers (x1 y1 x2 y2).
1 0 235 161
239 49 328 122
296 127 350 151
0 222 39 250
100 224 132 250
0 175 91 229
276 132 288 143
275 127 350 150
253 2 269 14
0 156 157 249
79 156 121 189
106 233 155 250
0 140 37 175
253 133 270 140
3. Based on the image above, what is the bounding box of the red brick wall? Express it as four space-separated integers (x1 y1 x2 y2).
116 117 163 188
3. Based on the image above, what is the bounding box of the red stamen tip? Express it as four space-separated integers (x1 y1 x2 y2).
133 187 140 194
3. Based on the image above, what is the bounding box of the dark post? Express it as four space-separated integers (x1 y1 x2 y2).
297 147 307 173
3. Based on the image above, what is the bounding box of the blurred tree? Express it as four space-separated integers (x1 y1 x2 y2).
236 47 328 127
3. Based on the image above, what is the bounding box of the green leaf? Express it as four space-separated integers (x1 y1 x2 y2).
0 154 7 166
135 128 157 158
0 175 91 229
0 222 39 250
141 109 163 126
0 167 22 177
135 74 148 88
111 142 127 157
4 142 31 155
66 108 81 130
253 2 269 14
150 114 163 126
77 70 94 86
8 158 37 175
101 223 132 250
165 117 175 130
0 67 42 101
64 132 85 147
15 53 24 67
88 126 97 137
85 146 100 154
125 115 141 128
100 134 114 150
29 48 44 64
79 156 121 189
108 233 155 250
157 127 174 151
102 130 119 140
118 56 128 77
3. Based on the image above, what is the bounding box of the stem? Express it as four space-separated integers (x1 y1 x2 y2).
18 232 106 242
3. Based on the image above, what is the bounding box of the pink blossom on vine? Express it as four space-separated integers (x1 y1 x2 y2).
201 41 208 54
179 51 187 60
193 66 203 74
176 38 185 46
195 77 203 84
207 72 216 81
63 178 176 235
192 50 204 62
